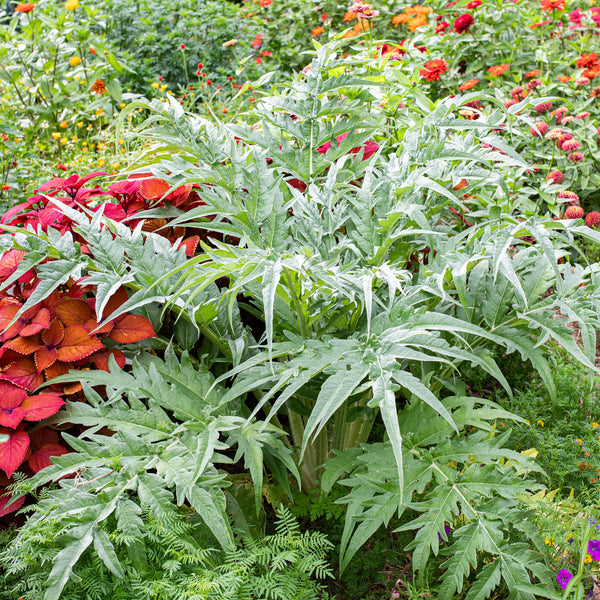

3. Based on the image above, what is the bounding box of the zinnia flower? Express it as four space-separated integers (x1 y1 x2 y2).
64 0 79 10
530 121 548 136
541 0 565 11
459 78 478 91
547 170 565 184
557 75 572 82
561 138 580 151
535 101 552 113
466 0 481 8
69 56 81 67
557 569 573 590
312 26 324 35
420 59 448 81
526 69 542 78
454 13 474 33
259 0 272 5
558 190 578 200
564 205 584 219
568 151 584 162
392 13 411 25
576 52 598 68
14 2 35 11
586 212 600 228
90 79 107 94
435 20 449 33
487 64 509 76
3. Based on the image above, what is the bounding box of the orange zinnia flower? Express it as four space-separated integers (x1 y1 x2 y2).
557 75 571 82
408 14 428 30
90 79 107 94
577 53 598 68
14 2 35 11
459 78 478 91
525 69 541 78
392 13 411 25
540 0 565 10
487 64 509 76
312 25 324 36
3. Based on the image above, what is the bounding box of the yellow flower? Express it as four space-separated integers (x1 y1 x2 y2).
222 39 238 47
98 158 106 166
585 554 593 564
65 0 79 10
76 121 83 128
544 538 552 545
525 419 530 426
59 120 67 128
151 82 159 89
537 420 544 427
87 123 93 130
51 132 61 139
60 137 68 145
119 103 126 108
160 84 167 91
95 108 103 116
592 422 599 428
69 56 81 67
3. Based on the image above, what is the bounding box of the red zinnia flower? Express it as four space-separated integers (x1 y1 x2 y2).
420 59 448 81
454 13 474 33
564 205 584 219
14 2 35 11
576 52 598 68
466 0 481 8
586 212 600 228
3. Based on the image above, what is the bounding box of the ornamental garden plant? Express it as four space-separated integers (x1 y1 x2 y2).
1 0 600 599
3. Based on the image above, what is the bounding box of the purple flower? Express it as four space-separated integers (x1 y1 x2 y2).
588 539 600 561
557 569 573 590
437 525 452 542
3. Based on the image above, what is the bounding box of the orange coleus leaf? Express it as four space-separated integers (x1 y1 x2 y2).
22 393 64 421
83 318 114 336
109 314 156 344
139 177 170 201
41 318 64 347
0 489 25 517
3 333 43 356
0 429 29 478
43 361 82 395
55 325 104 362
101 286 129 319
178 235 199 257
55 299 94 326
34 346 58 373
1 358 44 391
28 443 68 473
19 307 50 337
0 302 24 341
453 178 468 191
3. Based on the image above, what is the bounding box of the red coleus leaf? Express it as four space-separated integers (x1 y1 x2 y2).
101 286 129 319
0 382 27 429
55 299 94 327
91 349 126 371
0 489 25 517
55 325 104 362
22 393 64 421
20 308 50 337
30 426 60 451
0 429 29 478
28 443 69 473
1 358 44 391
109 314 156 344
0 407 25 429
0 249 25 280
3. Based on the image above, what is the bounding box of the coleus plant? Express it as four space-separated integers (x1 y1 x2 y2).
0 168 213 519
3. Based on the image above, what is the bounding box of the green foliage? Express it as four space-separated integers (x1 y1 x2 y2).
324 398 558 600
0 505 332 600
97 0 262 93
494 350 600 499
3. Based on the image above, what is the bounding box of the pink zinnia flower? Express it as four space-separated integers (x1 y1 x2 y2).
548 170 565 184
